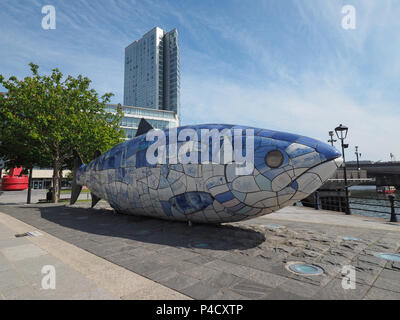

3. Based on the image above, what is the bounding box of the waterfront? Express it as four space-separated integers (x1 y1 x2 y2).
349 186 400 219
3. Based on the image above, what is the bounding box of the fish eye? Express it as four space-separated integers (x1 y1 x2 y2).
265 150 284 168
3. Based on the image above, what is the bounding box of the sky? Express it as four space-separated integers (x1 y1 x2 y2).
1 0 399 161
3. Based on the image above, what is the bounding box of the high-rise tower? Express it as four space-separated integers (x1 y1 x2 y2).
124 27 180 119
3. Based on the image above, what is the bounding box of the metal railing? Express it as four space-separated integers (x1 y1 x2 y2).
301 191 399 223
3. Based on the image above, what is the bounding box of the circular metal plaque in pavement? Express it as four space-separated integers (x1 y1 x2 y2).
375 253 400 262
285 262 324 276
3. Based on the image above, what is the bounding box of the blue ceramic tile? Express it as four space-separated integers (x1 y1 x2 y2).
215 191 235 203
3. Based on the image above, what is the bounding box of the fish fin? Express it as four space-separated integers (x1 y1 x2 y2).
135 118 154 137
91 192 101 208
70 150 83 205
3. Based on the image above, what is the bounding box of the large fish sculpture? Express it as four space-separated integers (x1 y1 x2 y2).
71 121 342 224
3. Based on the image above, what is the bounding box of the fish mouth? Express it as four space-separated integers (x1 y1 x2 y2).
303 156 343 176
293 156 343 194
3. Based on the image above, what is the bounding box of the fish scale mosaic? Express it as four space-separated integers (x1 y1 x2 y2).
73 124 343 224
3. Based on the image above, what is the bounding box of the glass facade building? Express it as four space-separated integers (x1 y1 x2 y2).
124 27 180 118
106 104 179 139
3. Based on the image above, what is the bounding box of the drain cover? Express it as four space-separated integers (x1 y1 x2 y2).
375 253 400 262
263 224 282 229
285 262 324 276
342 236 361 241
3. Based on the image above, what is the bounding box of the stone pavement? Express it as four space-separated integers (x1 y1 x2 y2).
0 189 92 205
0 211 189 300
0 202 399 300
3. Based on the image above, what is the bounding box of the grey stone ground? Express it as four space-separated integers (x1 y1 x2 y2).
0 189 91 205
0 194 399 300
0 220 117 300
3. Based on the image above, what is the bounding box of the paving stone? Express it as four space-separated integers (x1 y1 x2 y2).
156 246 200 260
205 272 243 289
184 255 215 265
121 258 167 277
205 259 287 288
0 266 29 288
0 237 30 248
145 266 180 282
12 254 65 278
0 254 13 272
363 287 400 300
180 265 222 281
207 288 248 300
262 287 310 300
179 280 221 299
160 274 199 291
351 260 383 285
359 251 391 267
0 244 48 262
70 288 117 300
373 269 400 293
30 266 99 299
120 247 157 258
220 254 274 273
318 254 352 267
1 285 41 300
230 279 274 299
313 278 370 300
162 261 200 274
384 261 400 271
276 278 320 298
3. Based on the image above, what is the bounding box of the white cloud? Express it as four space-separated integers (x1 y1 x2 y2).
181 74 400 161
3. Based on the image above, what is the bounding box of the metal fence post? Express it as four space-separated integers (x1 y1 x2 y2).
315 191 321 210
388 195 398 223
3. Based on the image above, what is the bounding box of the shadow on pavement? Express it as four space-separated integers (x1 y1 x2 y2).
1 204 265 250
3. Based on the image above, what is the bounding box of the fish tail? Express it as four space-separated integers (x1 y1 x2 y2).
70 150 83 204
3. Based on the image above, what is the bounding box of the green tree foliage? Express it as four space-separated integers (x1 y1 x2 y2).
0 63 124 202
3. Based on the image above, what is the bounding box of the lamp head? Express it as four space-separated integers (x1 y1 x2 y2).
335 124 348 140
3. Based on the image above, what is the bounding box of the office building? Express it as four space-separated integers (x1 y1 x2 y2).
105 104 179 139
124 27 180 117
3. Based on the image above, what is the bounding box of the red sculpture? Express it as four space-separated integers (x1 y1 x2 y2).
1 167 29 191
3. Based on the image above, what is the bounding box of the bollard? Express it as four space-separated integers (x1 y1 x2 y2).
388 195 398 223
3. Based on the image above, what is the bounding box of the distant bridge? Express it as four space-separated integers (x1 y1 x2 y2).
345 162 400 187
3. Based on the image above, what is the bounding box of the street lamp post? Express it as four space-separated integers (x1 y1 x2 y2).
355 146 361 178
355 146 361 170
328 131 337 146
335 124 350 215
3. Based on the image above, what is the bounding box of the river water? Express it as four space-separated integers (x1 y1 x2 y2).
349 186 400 219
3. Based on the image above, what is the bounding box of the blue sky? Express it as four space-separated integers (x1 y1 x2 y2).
1 0 399 161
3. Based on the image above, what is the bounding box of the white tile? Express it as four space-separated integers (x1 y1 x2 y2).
308 160 338 182
209 184 229 196
232 175 260 193
271 172 292 191
244 191 276 206
296 173 322 194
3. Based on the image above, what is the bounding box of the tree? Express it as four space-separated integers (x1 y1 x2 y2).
0 63 124 203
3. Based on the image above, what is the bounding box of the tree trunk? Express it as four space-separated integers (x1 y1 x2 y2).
52 158 60 203
58 168 62 200
26 167 33 204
